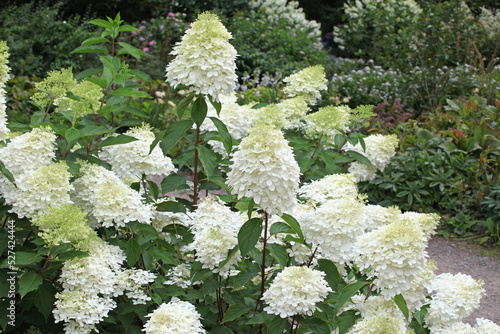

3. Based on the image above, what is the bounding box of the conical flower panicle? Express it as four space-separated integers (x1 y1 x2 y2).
166 12 237 100
227 124 300 215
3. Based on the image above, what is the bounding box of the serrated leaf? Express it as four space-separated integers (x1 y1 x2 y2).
0 160 15 185
72 45 108 54
345 150 373 167
78 124 109 138
18 272 43 298
222 304 252 323
118 25 138 32
75 68 102 81
318 259 342 291
192 96 208 127
175 92 195 119
111 87 152 98
210 117 233 155
34 284 54 320
160 174 189 194
266 243 288 268
89 18 114 29
161 119 193 155
117 42 147 61
65 127 80 144
155 201 186 213
269 222 293 235
266 316 288 334
238 218 263 257
126 238 141 266
99 134 138 148
81 37 109 45
394 294 409 321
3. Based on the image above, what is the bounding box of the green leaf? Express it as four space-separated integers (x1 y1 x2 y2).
117 42 147 61
75 68 102 81
81 37 109 45
251 103 268 109
394 294 409 321
238 218 263 257
90 18 114 29
409 305 430 334
222 304 252 323
126 238 141 266
117 25 138 32
161 119 193 155
301 317 330 333
34 284 55 320
129 69 152 82
334 133 346 149
335 280 371 313
318 259 342 291
155 201 186 214
0 160 15 185
78 124 109 138
56 250 90 262
280 213 305 243
14 252 42 266
160 174 190 194
176 92 195 119
86 76 107 89
31 111 44 125
72 45 108 54
266 243 289 268
265 316 288 334
65 127 80 144
210 117 233 155
99 134 138 148
336 310 360 334
18 272 43 298
197 145 217 178
208 95 222 116
192 96 208 127
345 151 373 167
269 222 293 235
111 88 152 98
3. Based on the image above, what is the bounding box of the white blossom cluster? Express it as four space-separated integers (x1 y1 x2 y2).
99 124 176 181
347 314 407 334
227 124 300 215
361 204 401 232
151 197 190 242
305 105 352 141
250 0 322 41
343 134 399 181
262 266 332 318
71 162 153 228
283 65 327 105
164 263 202 289
143 298 206 334
0 41 10 141
166 12 237 99
425 273 485 330
278 96 309 131
298 172 358 205
54 239 156 333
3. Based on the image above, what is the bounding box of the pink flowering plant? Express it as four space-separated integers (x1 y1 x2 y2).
0 11 499 334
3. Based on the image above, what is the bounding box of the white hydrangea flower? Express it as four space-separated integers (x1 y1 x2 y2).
346 294 405 324
227 124 300 215
143 298 206 334
0 126 56 180
298 173 359 205
166 12 237 99
344 134 399 182
402 260 436 312
425 273 485 329
0 41 11 141
278 96 309 131
6 161 73 219
151 197 190 241
262 266 332 318
63 321 98 334
430 322 477 334
190 195 244 236
71 163 153 228
192 227 241 276
287 241 315 266
164 264 202 289
305 105 352 141
362 204 401 232
283 65 327 105
117 268 156 305
347 314 407 334
252 103 287 130
398 211 439 242
354 220 427 298
475 318 500 333
99 124 176 181
301 196 366 265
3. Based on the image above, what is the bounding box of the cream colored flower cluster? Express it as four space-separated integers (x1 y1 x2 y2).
283 65 327 105
99 124 177 181
143 298 206 334
71 162 153 228
278 96 309 131
0 41 10 141
305 105 352 141
262 266 332 318
343 134 399 181
166 12 237 99
227 124 300 215
298 173 359 204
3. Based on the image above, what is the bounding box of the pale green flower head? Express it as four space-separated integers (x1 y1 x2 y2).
283 65 327 105
166 12 238 100
348 314 406 334
252 104 287 129
0 41 10 86
305 105 351 141
56 80 103 118
278 96 310 130
33 203 99 251
32 67 77 109
351 104 375 127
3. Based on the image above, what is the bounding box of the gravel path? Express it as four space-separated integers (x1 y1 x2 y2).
426 237 500 325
